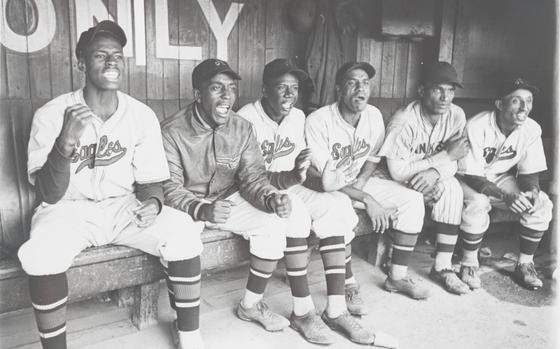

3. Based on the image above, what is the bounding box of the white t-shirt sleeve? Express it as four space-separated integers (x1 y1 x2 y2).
305 115 331 174
27 103 66 185
133 107 170 183
518 128 547 174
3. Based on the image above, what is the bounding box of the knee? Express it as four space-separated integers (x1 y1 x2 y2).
287 195 312 238
158 210 204 261
396 190 425 233
250 231 286 260
464 193 491 213
522 191 554 229
18 239 74 275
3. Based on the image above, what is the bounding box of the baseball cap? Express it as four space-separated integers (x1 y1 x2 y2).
192 59 241 88
75 20 127 59
421 61 463 88
263 58 308 83
498 77 539 98
335 61 376 86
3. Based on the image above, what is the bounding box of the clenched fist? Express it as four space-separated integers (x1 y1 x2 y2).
269 193 292 218
57 104 95 156
199 199 235 224
444 135 469 161
291 148 312 184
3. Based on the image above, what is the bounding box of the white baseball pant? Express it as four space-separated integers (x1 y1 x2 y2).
430 177 464 225
18 194 205 276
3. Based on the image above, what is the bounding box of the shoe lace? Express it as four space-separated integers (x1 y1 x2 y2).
346 287 359 301
256 301 274 319
524 263 538 278
342 312 363 332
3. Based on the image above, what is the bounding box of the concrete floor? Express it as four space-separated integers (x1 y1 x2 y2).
1 230 557 349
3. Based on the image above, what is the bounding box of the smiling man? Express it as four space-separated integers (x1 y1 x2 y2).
237 59 397 346
379 62 471 295
161 59 294 337
305 62 429 302
458 78 553 290
18 21 205 349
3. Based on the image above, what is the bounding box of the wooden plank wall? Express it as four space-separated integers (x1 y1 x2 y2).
0 0 429 252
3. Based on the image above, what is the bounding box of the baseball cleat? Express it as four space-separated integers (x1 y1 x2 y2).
290 311 336 345
383 276 431 300
236 300 290 331
460 265 482 289
321 311 375 345
513 262 543 290
429 267 469 295
345 283 368 316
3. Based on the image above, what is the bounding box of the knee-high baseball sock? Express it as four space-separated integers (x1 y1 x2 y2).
434 222 460 271
519 226 545 264
319 236 346 317
344 243 356 285
243 255 278 308
167 257 201 332
29 273 68 349
390 230 419 280
461 231 484 267
285 238 314 316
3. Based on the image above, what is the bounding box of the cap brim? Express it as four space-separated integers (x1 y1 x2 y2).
349 63 376 79
218 69 242 81
286 68 309 81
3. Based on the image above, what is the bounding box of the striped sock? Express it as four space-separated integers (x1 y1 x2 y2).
285 238 310 298
245 255 278 306
519 226 544 257
344 243 356 285
461 231 484 266
390 230 419 269
167 257 201 332
434 222 459 271
319 236 346 295
29 273 68 349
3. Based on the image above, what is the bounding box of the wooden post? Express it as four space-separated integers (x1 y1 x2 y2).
131 281 160 330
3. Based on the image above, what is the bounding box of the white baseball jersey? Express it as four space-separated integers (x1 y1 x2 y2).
237 100 305 172
28 89 170 202
305 102 385 177
379 100 466 181
458 110 547 182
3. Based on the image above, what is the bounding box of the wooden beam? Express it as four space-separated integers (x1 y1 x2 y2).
438 0 458 63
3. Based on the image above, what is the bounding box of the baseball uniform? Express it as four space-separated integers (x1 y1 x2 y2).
458 110 552 235
19 89 204 276
379 100 466 226
305 102 425 235
237 100 359 242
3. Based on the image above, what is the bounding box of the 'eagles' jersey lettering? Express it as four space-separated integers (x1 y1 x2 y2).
331 138 371 167
483 146 517 164
261 135 296 164
72 135 128 173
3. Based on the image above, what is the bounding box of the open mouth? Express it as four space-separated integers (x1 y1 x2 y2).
215 104 231 116
280 101 293 111
353 95 366 102
103 70 120 81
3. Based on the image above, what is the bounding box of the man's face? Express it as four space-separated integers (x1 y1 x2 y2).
262 73 299 118
419 83 456 115
496 88 533 128
337 68 371 114
81 35 124 91
195 73 237 128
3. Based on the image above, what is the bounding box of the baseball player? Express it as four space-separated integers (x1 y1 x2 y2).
379 62 471 295
237 59 396 347
17 21 205 349
458 77 553 290
161 59 294 336
305 61 430 301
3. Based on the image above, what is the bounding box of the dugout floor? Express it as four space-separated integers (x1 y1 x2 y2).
1 229 556 349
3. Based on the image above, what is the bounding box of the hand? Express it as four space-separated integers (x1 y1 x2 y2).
423 182 445 206
57 104 94 156
409 168 440 193
503 192 533 214
199 199 235 224
444 135 470 161
291 148 312 184
269 193 292 218
322 158 361 191
521 189 540 214
132 198 159 228
365 198 398 234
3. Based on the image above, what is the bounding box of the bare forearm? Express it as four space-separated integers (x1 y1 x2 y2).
136 182 164 214
35 141 72 204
